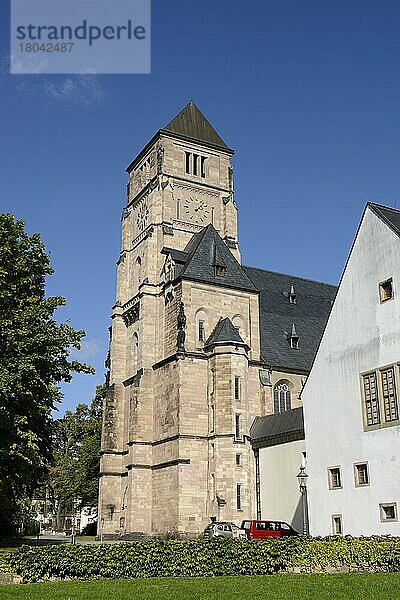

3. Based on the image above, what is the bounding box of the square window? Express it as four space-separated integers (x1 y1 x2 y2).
354 462 369 486
328 467 342 490
380 503 397 522
379 278 394 303
215 265 226 277
332 514 343 535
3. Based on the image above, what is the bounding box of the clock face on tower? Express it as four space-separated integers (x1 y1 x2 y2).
183 197 210 223
136 201 149 231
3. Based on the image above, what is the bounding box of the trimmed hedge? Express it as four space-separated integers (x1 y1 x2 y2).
3 537 400 583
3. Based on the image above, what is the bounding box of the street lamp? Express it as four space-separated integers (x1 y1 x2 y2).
296 466 309 535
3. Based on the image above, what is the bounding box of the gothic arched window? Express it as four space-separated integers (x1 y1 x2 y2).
273 380 292 414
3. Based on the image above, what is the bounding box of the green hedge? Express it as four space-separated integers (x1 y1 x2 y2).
3 537 400 583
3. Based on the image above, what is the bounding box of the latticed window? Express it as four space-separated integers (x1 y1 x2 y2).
381 368 399 422
273 382 292 414
363 373 380 426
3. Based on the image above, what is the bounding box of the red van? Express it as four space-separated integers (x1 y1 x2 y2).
240 519 299 539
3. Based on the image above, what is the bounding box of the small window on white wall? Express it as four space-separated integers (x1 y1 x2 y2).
354 462 369 486
380 503 397 522
379 278 393 303
332 514 343 535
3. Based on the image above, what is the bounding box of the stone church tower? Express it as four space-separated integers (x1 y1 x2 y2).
99 102 334 537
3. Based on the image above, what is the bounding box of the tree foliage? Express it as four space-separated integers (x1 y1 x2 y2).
0 214 94 532
49 385 104 526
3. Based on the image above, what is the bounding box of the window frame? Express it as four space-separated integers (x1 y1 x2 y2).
379 502 398 523
198 320 205 342
354 462 370 487
235 413 241 440
332 514 343 535
234 376 240 401
236 483 242 510
361 364 400 431
379 278 394 304
327 466 342 490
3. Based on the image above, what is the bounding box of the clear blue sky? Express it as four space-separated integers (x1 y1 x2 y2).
1 0 400 413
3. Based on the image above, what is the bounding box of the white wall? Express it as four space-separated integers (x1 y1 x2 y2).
303 207 400 536
259 440 305 532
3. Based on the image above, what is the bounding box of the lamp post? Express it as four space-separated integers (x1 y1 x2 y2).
296 466 309 535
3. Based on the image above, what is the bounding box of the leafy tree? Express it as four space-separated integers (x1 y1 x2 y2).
49 386 104 529
0 214 94 533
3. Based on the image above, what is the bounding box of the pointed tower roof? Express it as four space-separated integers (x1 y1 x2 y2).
161 101 233 153
205 317 248 348
176 224 257 292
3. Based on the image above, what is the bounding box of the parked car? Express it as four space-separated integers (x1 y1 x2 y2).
203 521 246 539
240 519 299 539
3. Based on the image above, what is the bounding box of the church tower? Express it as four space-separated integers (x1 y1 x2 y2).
99 102 262 536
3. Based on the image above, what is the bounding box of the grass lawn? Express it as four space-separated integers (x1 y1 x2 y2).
0 573 399 600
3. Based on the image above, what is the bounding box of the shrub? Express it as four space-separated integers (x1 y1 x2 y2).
3 536 400 583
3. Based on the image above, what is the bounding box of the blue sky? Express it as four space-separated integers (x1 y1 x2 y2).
1 0 400 414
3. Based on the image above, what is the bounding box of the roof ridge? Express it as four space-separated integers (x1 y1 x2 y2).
367 201 400 214
243 265 337 288
368 202 400 238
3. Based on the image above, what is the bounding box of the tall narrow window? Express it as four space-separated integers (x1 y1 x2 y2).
332 515 343 535
176 199 180 219
211 474 216 500
193 154 199 176
235 414 241 440
363 372 380 426
198 320 205 342
273 381 292 414
210 405 215 433
234 376 240 401
185 152 191 174
235 453 241 466
236 483 242 510
201 156 207 178
354 462 369 486
381 368 399 422
328 467 342 490
210 370 215 396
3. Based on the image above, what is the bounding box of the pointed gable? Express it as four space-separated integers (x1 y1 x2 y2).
161 101 233 152
205 317 247 348
368 203 400 238
177 224 257 292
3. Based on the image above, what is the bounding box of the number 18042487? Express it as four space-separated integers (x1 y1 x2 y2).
19 43 74 52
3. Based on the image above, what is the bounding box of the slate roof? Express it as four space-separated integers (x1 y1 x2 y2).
244 266 336 372
172 224 258 292
205 317 248 348
250 407 304 449
368 202 400 238
161 101 232 152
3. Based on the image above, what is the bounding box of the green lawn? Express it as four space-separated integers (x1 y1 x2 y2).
0 573 399 600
